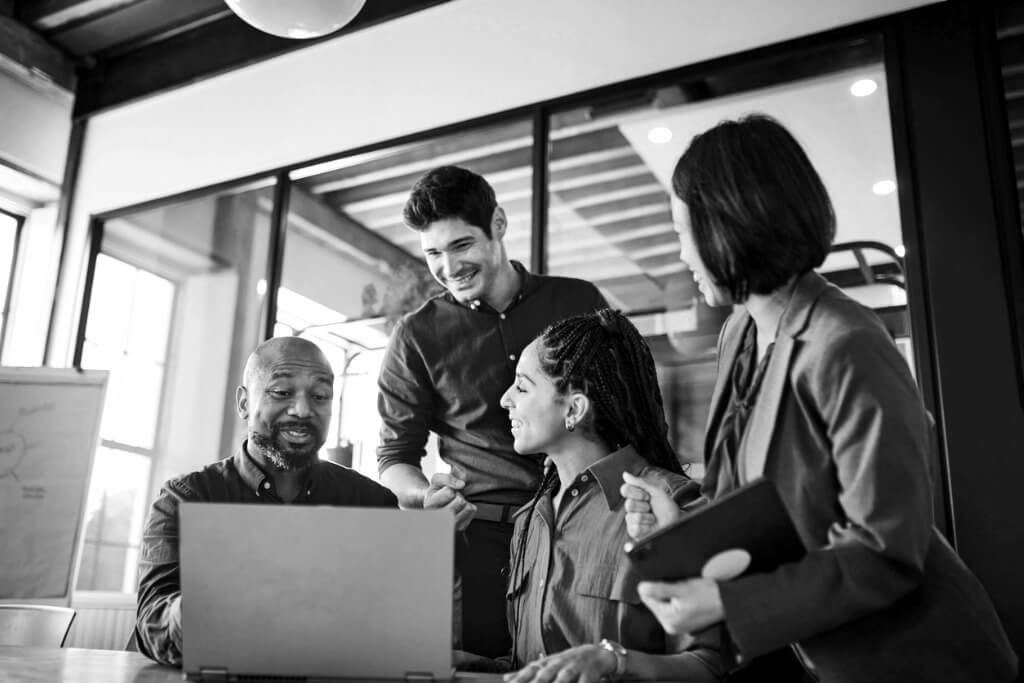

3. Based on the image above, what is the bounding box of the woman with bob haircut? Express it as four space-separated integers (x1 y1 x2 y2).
491 308 725 683
622 114 1017 683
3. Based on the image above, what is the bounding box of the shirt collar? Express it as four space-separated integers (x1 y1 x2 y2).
233 442 271 494
586 444 647 510
452 260 533 312
234 440 315 499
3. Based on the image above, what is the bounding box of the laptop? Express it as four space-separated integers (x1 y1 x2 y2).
180 503 455 682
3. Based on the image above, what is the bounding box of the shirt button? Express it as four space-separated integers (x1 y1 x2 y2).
580 474 589 482
508 354 515 361
571 489 579 497
500 313 507 320
263 482 271 490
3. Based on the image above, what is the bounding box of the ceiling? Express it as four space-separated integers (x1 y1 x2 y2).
1 0 451 116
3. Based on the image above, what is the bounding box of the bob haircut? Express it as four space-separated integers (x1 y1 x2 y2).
671 114 836 302
403 165 498 238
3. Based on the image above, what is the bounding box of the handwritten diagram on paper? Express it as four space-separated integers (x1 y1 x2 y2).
0 369 107 600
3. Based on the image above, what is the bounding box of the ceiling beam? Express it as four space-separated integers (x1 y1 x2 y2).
18 0 140 31
45 0 229 62
0 12 76 92
74 0 452 118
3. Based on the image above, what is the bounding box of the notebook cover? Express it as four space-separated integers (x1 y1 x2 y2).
625 478 805 581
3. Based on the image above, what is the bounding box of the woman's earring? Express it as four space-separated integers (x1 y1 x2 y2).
565 418 575 432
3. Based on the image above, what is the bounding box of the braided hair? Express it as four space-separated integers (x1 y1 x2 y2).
509 308 685 665
536 307 684 474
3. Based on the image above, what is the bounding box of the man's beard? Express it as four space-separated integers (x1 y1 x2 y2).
249 425 321 472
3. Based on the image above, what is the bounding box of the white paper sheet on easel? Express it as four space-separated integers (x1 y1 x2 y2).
0 368 107 601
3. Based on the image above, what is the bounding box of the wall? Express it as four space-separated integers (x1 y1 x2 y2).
0 70 72 184
153 270 237 503
47 0 941 364
281 228 389 321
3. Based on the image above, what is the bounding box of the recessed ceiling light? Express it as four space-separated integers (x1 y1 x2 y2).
873 179 896 195
648 126 673 144
850 78 878 97
895 245 906 258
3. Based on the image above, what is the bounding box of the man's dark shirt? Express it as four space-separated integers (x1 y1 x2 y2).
377 263 607 505
135 443 397 666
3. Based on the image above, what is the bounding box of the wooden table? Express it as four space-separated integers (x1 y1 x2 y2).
0 645 506 682
0 646 181 682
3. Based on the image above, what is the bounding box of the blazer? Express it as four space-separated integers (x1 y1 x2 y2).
705 272 1017 683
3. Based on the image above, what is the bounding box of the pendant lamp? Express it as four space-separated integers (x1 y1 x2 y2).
224 0 368 39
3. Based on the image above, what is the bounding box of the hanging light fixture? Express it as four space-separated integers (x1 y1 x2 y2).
223 0 368 40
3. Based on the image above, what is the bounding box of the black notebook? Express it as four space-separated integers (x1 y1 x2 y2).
625 478 805 581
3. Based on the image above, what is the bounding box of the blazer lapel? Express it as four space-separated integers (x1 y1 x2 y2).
739 272 831 481
739 333 795 480
702 310 747 494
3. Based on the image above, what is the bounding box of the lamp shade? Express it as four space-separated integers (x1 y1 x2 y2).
224 0 367 39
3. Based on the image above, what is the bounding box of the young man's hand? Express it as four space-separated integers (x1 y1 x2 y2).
424 472 476 531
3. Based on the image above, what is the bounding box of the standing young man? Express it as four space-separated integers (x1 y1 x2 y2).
377 165 607 658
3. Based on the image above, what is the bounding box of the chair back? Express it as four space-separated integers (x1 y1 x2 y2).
0 604 76 647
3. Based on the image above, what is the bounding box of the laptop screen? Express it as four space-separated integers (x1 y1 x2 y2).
180 504 454 681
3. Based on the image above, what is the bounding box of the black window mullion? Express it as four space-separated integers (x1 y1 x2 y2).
530 107 550 275
262 173 292 341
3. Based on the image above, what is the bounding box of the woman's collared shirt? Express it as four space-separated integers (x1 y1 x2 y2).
506 446 720 674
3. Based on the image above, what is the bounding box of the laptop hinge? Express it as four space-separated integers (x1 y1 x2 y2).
404 673 435 683
198 667 230 681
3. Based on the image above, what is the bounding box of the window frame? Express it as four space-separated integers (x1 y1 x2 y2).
74 248 178 593
0 207 25 355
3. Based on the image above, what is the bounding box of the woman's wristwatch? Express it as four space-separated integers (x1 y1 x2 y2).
598 638 628 680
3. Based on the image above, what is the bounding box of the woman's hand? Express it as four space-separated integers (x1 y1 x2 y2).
621 470 683 540
503 645 616 683
454 650 511 673
637 578 725 635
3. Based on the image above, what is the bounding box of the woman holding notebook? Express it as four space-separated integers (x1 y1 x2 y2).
621 114 1017 682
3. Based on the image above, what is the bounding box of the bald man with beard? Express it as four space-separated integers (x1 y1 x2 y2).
134 337 397 667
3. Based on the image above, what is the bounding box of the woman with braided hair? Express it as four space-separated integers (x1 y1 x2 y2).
495 308 724 683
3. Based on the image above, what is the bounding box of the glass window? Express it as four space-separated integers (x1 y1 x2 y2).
82 255 172 450
76 182 276 592
77 446 151 592
78 254 171 591
0 204 59 367
546 38 909 472
284 119 534 479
